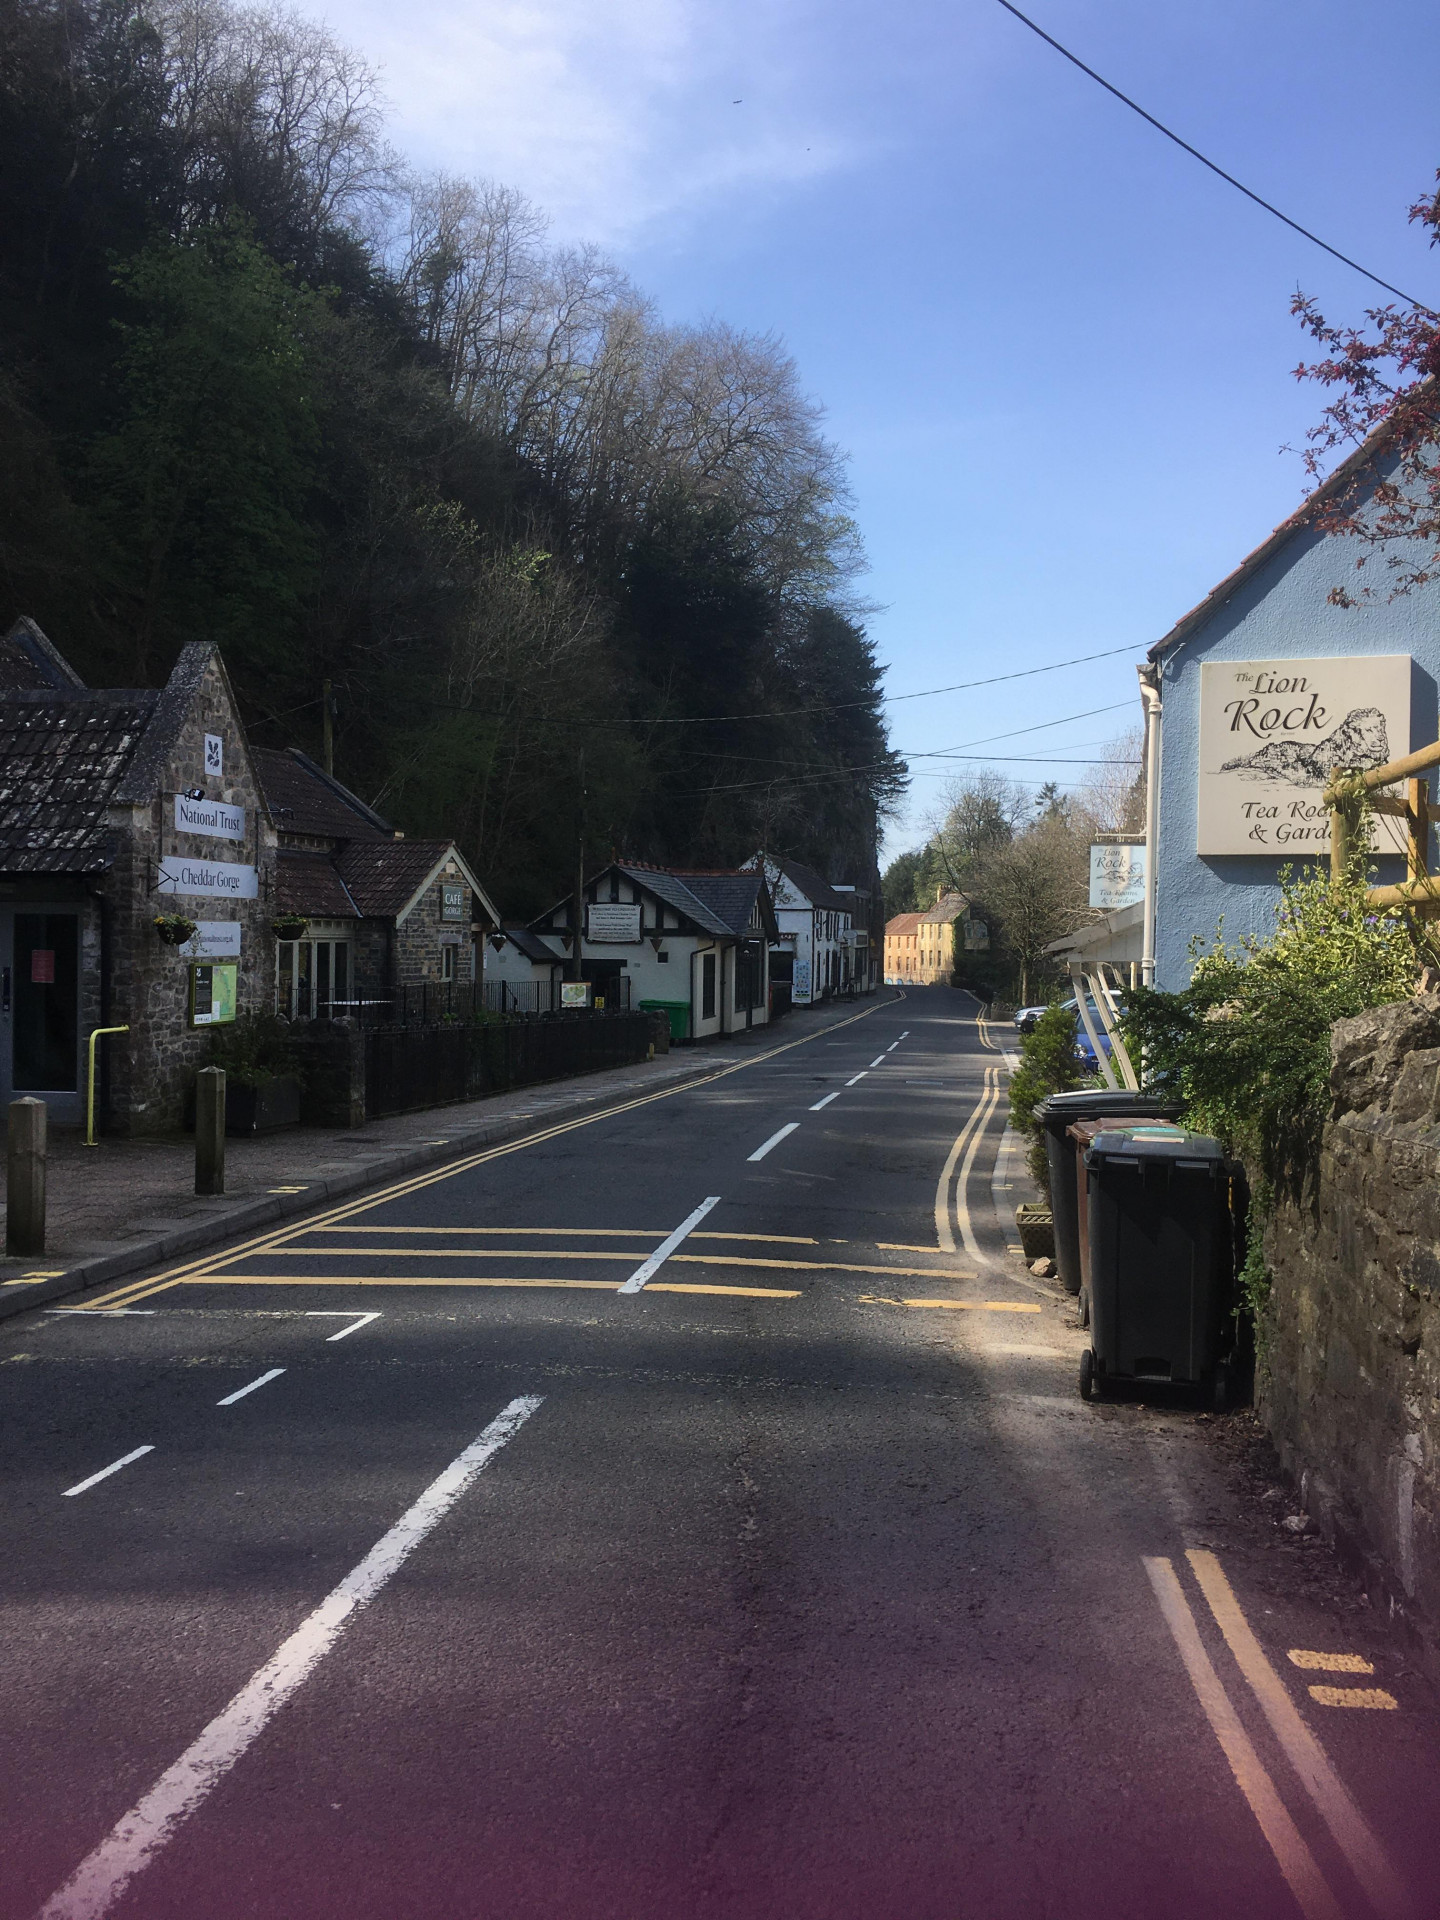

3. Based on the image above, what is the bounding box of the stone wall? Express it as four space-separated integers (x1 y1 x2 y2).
395 871 475 985
1263 994 1440 1654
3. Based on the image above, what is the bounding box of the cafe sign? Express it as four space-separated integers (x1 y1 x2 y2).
1197 656 1411 856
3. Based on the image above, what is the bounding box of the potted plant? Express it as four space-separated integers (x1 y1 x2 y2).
199 1015 304 1134
154 912 198 947
271 912 308 942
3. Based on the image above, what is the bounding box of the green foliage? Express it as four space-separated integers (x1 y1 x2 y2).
1122 865 1430 1199
1008 1003 1082 1194
205 1014 300 1088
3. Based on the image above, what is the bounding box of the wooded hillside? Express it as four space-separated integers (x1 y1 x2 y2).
0 0 905 915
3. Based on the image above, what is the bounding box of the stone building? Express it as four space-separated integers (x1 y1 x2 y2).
883 891 986 985
0 619 276 1131
253 747 500 1016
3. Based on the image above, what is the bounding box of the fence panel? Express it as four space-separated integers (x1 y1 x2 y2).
363 1010 656 1120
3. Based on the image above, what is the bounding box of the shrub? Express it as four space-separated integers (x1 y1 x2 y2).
205 1014 301 1089
1009 1002 1083 1194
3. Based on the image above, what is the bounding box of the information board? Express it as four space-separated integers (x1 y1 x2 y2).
586 903 642 943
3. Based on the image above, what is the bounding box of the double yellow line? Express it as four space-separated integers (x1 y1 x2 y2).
81 999 886 1313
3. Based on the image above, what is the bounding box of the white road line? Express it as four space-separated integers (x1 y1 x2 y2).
308 1311 382 1342
48 1309 156 1317
37 1396 543 1920
1144 1557 1344 1920
868 1055 886 1067
61 1446 154 1498
809 1091 841 1111
747 1123 800 1164
845 1072 867 1087
216 1369 285 1407
899 1030 909 1037
886 1042 898 1052
618 1196 721 1294
1186 1551 1416 1920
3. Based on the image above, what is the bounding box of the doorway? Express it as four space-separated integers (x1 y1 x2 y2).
0 909 82 1124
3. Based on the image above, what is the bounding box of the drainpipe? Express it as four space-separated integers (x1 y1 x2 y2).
1138 662 1163 987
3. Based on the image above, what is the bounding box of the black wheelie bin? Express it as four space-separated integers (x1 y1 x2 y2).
1078 1126 1238 1409
1034 1089 1181 1294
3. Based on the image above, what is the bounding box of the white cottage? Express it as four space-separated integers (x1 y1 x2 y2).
752 855 869 1004
530 861 778 1040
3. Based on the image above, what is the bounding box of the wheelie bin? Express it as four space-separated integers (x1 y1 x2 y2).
1034 1089 1181 1294
1078 1126 1237 1409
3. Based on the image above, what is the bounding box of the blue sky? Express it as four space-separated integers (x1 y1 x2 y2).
322 0 1439 858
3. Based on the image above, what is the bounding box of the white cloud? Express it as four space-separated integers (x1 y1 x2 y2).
318 0 859 242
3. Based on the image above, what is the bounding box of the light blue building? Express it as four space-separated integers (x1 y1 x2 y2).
1143 439 1440 990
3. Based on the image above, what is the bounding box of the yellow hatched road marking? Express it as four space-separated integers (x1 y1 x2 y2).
1288 1650 1374 1674
75 1000 883 1311
1307 1687 1398 1710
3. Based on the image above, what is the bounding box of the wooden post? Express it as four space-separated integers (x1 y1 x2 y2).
1330 792 1350 883
195 1066 226 1196
1407 778 1429 889
6 1098 46 1257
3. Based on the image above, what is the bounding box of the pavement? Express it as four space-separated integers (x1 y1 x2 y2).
2 984 1437 1920
0 997 880 1321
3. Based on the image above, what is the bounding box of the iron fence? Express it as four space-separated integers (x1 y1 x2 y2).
333 972 631 1028
363 1008 656 1120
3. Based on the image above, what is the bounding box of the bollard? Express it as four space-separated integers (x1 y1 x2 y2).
195 1066 226 1197
6 1097 47 1257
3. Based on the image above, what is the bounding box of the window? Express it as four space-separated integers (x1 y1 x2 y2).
276 937 351 1018
701 952 716 1020
441 944 456 983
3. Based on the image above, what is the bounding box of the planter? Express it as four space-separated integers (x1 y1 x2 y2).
271 914 309 942
154 914 198 947
224 1074 302 1135
1015 1203 1055 1262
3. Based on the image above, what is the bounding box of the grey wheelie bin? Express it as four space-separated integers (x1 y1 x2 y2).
1034 1089 1181 1294
1078 1127 1237 1409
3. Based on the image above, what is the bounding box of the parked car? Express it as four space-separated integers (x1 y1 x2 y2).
1015 995 1120 1066
1014 1004 1050 1034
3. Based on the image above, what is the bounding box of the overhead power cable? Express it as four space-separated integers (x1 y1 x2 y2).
993 0 1438 319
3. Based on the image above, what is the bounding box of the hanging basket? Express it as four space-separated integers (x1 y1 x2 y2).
153 913 197 947
271 913 309 942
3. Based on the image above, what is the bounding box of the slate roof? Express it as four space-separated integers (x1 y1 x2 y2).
919 891 969 923
771 856 861 915
674 869 778 940
504 927 565 965
0 691 158 872
885 912 924 938
253 747 390 843
612 863 734 938
275 851 362 918
0 618 87 694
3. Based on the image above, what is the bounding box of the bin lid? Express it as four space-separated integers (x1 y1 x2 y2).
1034 1088 1181 1127
1066 1114 1174 1146
1085 1126 1226 1170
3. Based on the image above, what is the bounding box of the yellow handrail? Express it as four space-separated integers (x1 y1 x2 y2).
85 1026 129 1146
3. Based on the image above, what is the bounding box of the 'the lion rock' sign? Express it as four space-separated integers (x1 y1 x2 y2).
1197 656 1411 856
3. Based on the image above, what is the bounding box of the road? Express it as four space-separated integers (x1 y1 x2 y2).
2 986 1437 1920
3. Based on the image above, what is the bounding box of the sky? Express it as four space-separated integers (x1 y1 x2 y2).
319 0 1440 860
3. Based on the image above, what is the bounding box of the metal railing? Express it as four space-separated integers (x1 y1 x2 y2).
363 1007 656 1120
325 973 631 1028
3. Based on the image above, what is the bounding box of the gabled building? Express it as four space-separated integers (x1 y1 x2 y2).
883 890 985 986
751 854 871 1003
482 927 567 1012
530 861 778 1038
253 748 500 1015
1141 421 1440 989
0 619 277 1130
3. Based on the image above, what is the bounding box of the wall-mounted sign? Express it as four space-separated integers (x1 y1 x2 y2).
560 981 591 1007
180 921 242 961
1090 842 1146 909
440 883 466 921
189 961 238 1026
157 856 259 899
1198 656 1411 855
181 925 243 967
586 902 642 943
175 794 245 841
204 733 224 777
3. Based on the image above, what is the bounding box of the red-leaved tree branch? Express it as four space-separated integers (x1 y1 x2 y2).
1291 170 1440 604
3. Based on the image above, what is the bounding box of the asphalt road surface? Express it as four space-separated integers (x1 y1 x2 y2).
3 987 1438 1920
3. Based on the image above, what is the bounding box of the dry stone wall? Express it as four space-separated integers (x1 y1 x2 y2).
1264 994 1440 1654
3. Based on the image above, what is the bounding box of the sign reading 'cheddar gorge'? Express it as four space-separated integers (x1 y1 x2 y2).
1197 656 1412 855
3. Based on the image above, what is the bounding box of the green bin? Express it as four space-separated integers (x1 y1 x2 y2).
640 998 691 1043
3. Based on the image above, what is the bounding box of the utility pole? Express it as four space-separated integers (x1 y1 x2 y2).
571 749 586 984
322 679 334 778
